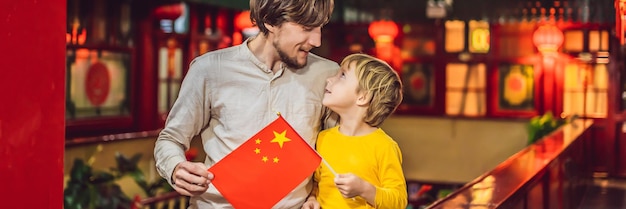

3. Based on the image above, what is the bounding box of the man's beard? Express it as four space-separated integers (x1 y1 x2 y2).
274 42 306 69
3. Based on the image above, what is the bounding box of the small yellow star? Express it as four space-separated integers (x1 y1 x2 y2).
255 139 261 144
273 157 279 163
262 156 268 162
254 148 260 154
270 130 291 148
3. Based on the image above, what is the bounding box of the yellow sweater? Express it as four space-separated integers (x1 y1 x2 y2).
314 126 407 209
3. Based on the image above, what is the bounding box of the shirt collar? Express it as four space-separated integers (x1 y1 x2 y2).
240 37 273 74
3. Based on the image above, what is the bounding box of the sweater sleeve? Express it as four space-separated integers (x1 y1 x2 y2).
373 141 408 209
154 57 211 186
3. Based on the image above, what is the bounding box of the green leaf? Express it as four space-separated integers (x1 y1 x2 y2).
90 171 116 184
64 183 91 209
115 152 142 174
69 159 92 183
526 111 566 145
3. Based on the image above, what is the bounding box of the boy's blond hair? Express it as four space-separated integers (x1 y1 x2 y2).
250 0 334 35
340 53 403 127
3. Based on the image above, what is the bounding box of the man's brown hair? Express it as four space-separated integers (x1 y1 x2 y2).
250 0 334 35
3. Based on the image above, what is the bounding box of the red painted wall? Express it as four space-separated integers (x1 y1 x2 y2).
0 0 65 208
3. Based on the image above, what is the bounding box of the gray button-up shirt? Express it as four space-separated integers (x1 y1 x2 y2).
155 39 339 209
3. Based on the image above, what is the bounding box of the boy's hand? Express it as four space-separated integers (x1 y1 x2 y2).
172 161 213 196
301 196 320 209
334 173 370 198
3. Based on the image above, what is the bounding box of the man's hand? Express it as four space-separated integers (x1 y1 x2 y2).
172 161 213 196
301 196 320 209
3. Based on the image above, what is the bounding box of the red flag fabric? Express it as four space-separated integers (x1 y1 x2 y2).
208 115 322 209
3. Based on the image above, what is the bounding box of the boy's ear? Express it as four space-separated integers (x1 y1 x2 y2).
356 91 371 106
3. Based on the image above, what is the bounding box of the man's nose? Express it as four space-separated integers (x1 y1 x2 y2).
308 28 322 48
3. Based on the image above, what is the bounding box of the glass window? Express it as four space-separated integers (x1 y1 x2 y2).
445 20 465 53
445 63 486 116
589 30 609 52
158 38 184 117
468 20 490 53
563 63 608 118
563 30 584 52
66 0 134 121
66 48 131 119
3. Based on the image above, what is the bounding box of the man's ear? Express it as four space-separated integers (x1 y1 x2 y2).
265 23 275 33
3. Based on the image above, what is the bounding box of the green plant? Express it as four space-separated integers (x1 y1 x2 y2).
112 152 171 197
64 159 131 209
527 111 567 145
64 152 173 209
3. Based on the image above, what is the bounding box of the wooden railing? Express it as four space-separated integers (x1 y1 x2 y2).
131 192 189 209
426 119 593 209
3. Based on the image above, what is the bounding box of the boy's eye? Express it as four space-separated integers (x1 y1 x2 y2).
340 72 346 78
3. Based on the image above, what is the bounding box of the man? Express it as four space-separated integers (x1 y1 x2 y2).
154 0 337 208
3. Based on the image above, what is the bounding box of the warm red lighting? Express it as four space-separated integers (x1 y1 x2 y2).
368 20 401 70
617 0 626 45
368 20 399 43
235 10 254 30
533 24 563 54
67 20 86 45
153 3 183 20
77 28 86 45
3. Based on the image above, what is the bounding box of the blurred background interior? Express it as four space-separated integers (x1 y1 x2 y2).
3 0 626 208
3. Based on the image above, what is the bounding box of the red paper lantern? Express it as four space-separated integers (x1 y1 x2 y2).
153 3 184 20
235 10 254 30
368 20 399 43
533 24 564 53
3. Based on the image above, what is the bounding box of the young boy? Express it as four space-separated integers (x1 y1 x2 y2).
303 53 407 208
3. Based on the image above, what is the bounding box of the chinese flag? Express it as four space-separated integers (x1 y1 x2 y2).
208 115 322 209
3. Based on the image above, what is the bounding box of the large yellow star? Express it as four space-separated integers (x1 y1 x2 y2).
270 130 291 148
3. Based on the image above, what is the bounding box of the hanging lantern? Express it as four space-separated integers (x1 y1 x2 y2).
153 3 184 20
235 10 254 30
532 24 564 54
368 20 399 43
368 20 402 70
